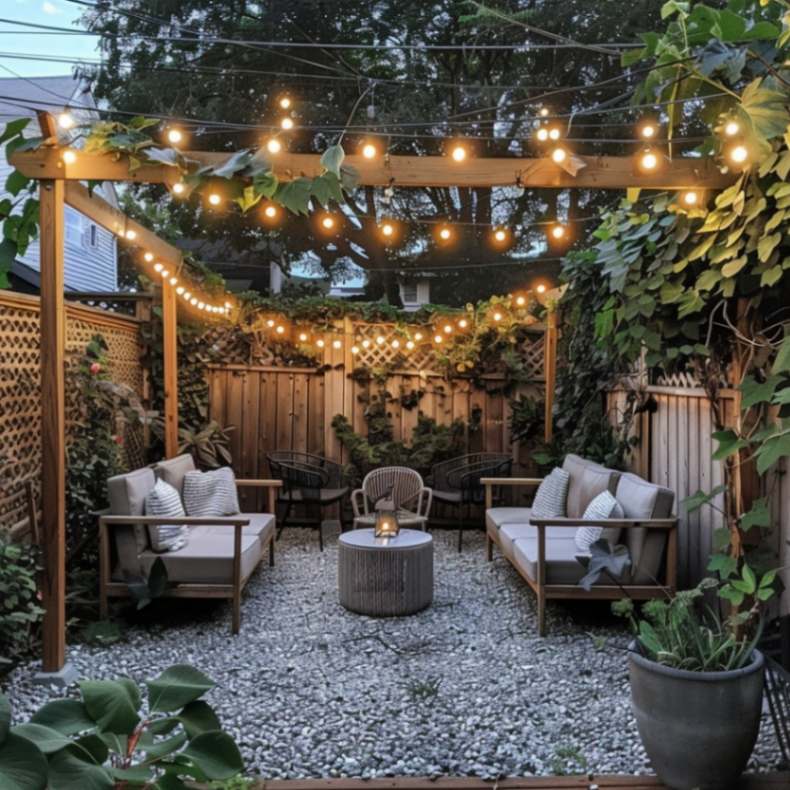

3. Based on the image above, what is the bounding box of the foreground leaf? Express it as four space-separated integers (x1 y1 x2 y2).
0 732 48 790
180 730 244 780
147 665 214 713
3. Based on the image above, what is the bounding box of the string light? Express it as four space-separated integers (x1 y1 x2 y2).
681 190 699 206
190 297 198 306
539 107 550 118
262 202 280 222
458 318 468 329
443 324 453 334
160 268 169 278
276 325 285 335
278 96 292 110
639 149 659 171
493 311 503 322
153 262 164 273
172 182 186 196
166 127 184 145
405 340 415 350
724 120 740 137
183 291 191 300
391 339 400 349
450 143 467 162
169 276 178 286
61 148 77 164
551 146 567 164
436 224 454 244
281 117 294 130
638 119 658 140
362 339 371 349
728 144 749 165
266 137 282 154
316 338 325 348
320 213 337 231
549 223 567 241
333 339 342 349
124 229 137 241
414 332 423 342
536 283 547 294
57 111 74 130
208 192 222 206
176 286 185 295
515 295 526 307
434 334 443 343
548 126 561 141
361 140 378 159
266 319 276 328
351 345 360 354
197 301 205 310
380 221 395 238
298 332 309 342
536 127 549 142
376 335 385 345
143 252 154 262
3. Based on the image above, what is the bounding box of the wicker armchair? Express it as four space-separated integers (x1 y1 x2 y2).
430 453 513 551
351 467 433 531
267 451 350 550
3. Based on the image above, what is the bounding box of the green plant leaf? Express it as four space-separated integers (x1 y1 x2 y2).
147 665 215 713
11 723 71 754
47 744 113 790
320 144 345 177
0 118 30 145
31 700 94 736
682 484 726 512
707 552 737 578
178 700 221 738
80 679 140 735
740 375 781 409
740 498 771 531
772 336 790 375
0 732 48 790
180 731 243 781
0 694 10 744
712 429 748 460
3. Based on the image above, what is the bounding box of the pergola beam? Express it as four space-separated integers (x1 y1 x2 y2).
12 149 735 190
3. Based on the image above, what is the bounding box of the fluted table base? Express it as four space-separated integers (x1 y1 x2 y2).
338 529 433 616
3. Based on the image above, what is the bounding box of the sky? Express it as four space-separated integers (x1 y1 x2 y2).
0 0 101 78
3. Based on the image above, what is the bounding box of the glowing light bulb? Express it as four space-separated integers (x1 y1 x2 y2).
279 96 292 110
57 112 74 130
551 224 566 240
160 269 169 278
406 340 415 350
640 123 656 140
298 332 308 342
536 283 547 294
281 117 294 130
176 286 185 295
391 339 400 349
167 128 183 145
434 334 443 344
154 262 163 273
362 339 371 349
275 325 285 335
264 204 278 219
169 277 178 286
351 345 359 354
539 107 550 118
682 190 698 206
183 291 191 300
144 252 154 262
362 142 377 159
376 335 385 345
451 145 467 162
536 128 549 142
458 319 468 329
197 301 205 310
729 144 748 164
208 193 222 206
172 182 186 196
443 324 453 334
493 312 503 322
724 120 740 137
515 295 526 307
551 147 566 164
266 138 282 154
439 226 452 241
316 338 325 348
381 222 394 237
493 228 508 243
266 319 275 328
125 229 137 241
640 150 658 171
414 332 423 342
62 149 77 164
333 339 342 349
321 215 335 230
548 127 560 141
190 297 198 306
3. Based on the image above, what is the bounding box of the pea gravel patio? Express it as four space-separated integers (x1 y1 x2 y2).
5 526 783 778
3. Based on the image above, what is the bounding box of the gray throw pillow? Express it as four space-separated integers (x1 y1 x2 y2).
144 479 188 553
531 467 570 519
183 467 240 517
574 490 624 552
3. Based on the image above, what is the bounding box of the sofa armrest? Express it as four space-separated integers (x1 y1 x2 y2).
235 479 283 488
529 517 677 529
482 477 543 510
99 515 250 527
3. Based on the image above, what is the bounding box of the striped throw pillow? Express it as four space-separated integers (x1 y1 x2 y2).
183 467 240 517
574 490 624 552
144 479 188 553
531 467 570 519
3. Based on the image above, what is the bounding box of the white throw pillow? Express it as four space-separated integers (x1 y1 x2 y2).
144 479 188 553
531 467 570 519
183 467 240 517
574 490 625 552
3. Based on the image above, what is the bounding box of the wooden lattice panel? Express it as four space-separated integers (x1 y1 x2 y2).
655 369 702 388
520 331 545 381
351 322 438 372
0 293 146 535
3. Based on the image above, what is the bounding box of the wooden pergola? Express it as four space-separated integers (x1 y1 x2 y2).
12 112 734 674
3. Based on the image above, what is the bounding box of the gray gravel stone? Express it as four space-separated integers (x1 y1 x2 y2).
2 525 784 779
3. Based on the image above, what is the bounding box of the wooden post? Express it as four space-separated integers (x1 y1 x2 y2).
543 310 558 442
39 174 67 672
162 280 179 458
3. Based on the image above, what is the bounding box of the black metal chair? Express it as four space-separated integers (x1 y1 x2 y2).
430 453 513 551
266 451 350 551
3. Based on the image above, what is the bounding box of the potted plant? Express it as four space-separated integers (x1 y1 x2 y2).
614 577 770 790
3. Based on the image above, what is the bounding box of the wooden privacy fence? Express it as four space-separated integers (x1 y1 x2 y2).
0 289 146 537
208 319 550 492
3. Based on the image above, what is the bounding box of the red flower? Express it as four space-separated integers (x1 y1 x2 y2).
90 362 102 375
114 434 124 446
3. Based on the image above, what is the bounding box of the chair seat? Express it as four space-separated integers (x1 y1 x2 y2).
279 487 349 505
433 489 462 505
353 509 427 529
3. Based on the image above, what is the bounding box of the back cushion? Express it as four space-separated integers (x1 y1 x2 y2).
563 456 619 520
107 467 156 575
145 480 189 552
154 454 197 496
531 467 570 519
618 473 675 583
183 468 240 516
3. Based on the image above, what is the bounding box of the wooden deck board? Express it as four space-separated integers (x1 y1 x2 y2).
258 773 790 790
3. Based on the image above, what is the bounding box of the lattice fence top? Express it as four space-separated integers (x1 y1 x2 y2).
0 292 145 536
351 322 438 371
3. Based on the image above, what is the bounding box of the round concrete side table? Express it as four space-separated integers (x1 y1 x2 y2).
338 528 433 616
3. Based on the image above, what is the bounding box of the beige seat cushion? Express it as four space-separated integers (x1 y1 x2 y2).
237 513 275 551
512 536 588 585
618 474 675 584
486 507 532 532
154 454 197 496
499 522 582 559
107 467 156 576
139 526 263 584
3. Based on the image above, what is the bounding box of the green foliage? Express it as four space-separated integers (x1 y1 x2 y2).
0 664 244 788
615 580 762 672
508 394 545 443
0 538 43 675
176 421 234 469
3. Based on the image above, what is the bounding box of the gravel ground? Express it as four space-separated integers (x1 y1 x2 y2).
4 524 785 779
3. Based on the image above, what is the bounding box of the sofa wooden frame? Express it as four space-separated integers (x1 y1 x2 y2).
99 478 282 634
482 478 678 636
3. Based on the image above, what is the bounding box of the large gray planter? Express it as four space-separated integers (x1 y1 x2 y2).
628 644 764 789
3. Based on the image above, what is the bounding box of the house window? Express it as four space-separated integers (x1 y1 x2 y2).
83 222 99 249
402 283 418 303
65 211 82 246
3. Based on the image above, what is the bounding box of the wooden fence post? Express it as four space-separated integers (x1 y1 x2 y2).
544 310 558 442
162 281 179 458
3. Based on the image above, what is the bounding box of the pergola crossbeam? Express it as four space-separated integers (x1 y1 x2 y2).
11 149 735 190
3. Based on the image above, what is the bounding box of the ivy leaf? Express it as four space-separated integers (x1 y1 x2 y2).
721 255 748 278
757 233 781 263
252 172 278 198
736 78 790 153
772 335 790 375
212 150 253 179
234 185 262 214
558 153 587 177
711 429 748 460
740 375 781 408
682 484 726 512
320 144 345 177
0 117 30 145
707 552 737 578
275 178 313 215
755 430 790 474
144 148 182 167
740 498 771 531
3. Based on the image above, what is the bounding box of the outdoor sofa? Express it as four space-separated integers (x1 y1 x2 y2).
99 454 282 633
483 454 677 635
